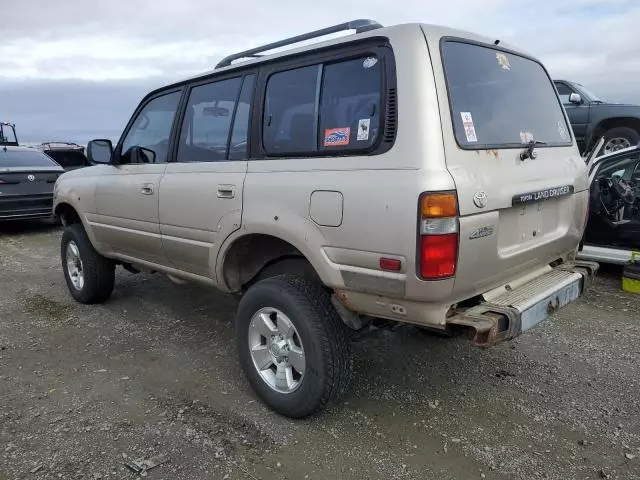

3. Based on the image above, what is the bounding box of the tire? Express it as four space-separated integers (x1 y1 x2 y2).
61 223 115 304
600 126 640 155
235 274 353 418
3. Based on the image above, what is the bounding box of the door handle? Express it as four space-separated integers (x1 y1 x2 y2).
217 184 235 199
140 183 154 195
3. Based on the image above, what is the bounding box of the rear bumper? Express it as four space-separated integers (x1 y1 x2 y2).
0 194 54 221
334 259 599 347
446 260 599 347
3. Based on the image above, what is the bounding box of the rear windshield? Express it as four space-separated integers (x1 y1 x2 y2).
45 150 88 168
0 148 61 168
441 41 572 149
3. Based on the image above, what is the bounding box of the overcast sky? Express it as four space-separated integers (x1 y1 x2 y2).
2 0 639 144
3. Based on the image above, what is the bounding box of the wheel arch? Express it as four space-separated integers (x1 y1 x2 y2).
219 232 337 293
217 210 348 293
54 202 82 226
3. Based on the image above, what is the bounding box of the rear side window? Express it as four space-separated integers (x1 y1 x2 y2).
441 41 572 148
263 66 318 154
0 149 60 168
262 55 383 156
319 57 381 151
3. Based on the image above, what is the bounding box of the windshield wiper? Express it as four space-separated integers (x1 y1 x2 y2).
520 140 547 161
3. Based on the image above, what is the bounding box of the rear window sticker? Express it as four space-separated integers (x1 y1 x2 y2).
520 131 534 143
558 121 570 141
363 57 378 69
460 112 478 143
324 127 351 146
496 52 511 70
357 118 371 141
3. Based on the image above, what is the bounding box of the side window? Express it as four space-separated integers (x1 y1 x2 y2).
176 77 242 163
319 56 381 151
263 65 319 154
121 91 181 164
261 54 385 156
228 75 256 160
555 82 575 105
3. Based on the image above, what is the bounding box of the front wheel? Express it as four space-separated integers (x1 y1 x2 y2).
235 275 353 418
61 223 115 304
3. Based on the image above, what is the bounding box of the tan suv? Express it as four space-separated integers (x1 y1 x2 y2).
53 19 598 418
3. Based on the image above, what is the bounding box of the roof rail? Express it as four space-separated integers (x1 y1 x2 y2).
215 19 383 69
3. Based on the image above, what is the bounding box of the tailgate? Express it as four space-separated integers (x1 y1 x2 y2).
429 34 589 297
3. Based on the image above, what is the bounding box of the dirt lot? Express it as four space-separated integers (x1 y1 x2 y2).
0 222 639 480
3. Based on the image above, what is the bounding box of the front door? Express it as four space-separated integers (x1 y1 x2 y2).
159 74 255 278
93 90 182 265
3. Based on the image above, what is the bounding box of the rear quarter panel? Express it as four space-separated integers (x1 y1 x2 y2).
219 25 456 297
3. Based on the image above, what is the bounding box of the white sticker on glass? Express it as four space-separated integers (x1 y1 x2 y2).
460 112 478 142
357 118 371 141
363 57 378 69
558 121 570 141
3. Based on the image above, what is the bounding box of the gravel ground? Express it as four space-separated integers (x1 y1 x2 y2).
1 221 639 480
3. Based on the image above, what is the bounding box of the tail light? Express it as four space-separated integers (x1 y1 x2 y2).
418 192 459 280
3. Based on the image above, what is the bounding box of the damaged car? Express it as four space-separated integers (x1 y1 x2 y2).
578 138 640 264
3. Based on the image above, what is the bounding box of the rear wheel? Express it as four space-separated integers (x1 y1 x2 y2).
61 223 115 304
235 274 353 418
600 126 640 155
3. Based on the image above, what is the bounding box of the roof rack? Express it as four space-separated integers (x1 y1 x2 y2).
215 19 383 69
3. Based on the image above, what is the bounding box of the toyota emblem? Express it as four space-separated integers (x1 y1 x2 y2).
473 191 487 208
27 174 35 182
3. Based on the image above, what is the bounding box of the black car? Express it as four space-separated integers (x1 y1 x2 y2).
578 140 640 264
554 80 640 156
0 146 64 221
38 142 91 171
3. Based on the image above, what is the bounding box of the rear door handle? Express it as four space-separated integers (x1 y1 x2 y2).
141 183 154 195
217 184 235 199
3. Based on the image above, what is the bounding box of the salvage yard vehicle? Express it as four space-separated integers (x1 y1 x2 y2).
38 142 91 171
0 146 64 221
0 122 19 146
578 140 640 265
54 19 598 418
554 79 640 156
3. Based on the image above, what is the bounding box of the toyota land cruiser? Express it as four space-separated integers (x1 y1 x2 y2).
53 19 597 418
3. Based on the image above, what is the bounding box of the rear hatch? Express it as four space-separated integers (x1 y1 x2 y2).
429 34 589 297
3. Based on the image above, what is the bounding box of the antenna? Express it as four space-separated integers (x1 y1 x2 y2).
215 19 383 69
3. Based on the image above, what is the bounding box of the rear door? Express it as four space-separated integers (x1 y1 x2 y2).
158 74 255 278
429 35 589 294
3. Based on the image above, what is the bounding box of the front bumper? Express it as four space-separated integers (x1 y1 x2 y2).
446 260 599 347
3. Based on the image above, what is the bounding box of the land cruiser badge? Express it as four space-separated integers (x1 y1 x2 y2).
470 225 494 240
473 191 487 208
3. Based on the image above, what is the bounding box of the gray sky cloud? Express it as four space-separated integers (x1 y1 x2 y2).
2 0 640 143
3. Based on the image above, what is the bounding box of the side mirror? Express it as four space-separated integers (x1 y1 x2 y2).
86 139 113 164
569 93 582 105
127 146 157 164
